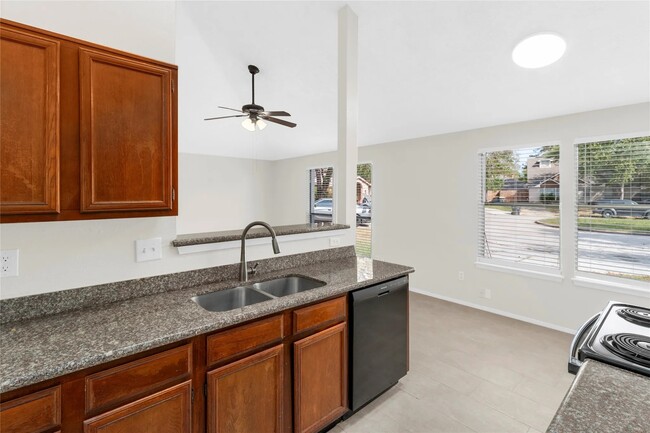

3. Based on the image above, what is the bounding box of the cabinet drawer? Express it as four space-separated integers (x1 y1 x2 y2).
293 297 346 334
84 381 191 433
85 344 191 414
0 386 61 433
207 315 284 366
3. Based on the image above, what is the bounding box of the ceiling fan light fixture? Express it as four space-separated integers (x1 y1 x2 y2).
241 117 256 132
512 33 566 69
257 118 267 130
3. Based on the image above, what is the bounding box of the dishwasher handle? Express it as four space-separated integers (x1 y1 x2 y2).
351 277 408 303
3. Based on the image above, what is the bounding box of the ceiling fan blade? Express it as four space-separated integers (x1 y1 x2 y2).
218 106 244 113
260 116 297 128
261 111 291 117
204 114 247 121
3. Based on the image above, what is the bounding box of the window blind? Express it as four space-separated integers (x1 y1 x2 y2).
308 167 334 224
478 145 561 269
575 137 650 281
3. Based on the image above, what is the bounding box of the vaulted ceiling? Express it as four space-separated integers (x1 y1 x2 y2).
176 1 650 160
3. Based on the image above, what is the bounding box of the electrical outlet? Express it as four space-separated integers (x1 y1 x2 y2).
458 271 465 281
480 288 492 299
329 237 341 247
1 249 19 277
135 238 163 262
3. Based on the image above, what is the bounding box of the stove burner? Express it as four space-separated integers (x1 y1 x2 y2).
617 307 650 327
601 333 650 367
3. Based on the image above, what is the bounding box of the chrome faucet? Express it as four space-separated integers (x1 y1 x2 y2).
240 221 280 282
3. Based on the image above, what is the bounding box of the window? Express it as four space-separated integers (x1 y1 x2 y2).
356 163 372 257
576 136 650 282
478 145 561 271
309 167 333 224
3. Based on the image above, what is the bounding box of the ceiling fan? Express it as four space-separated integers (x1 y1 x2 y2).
205 65 297 131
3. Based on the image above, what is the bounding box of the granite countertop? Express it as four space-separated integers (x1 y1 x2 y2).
0 253 413 393
547 359 650 433
172 223 350 247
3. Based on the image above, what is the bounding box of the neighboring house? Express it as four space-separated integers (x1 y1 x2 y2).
528 173 560 203
526 157 560 203
487 179 529 203
357 176 371 204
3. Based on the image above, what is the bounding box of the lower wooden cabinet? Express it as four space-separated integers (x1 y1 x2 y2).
293 323 348 433
83 380 191 433
0 386 61 433
207 345 284 433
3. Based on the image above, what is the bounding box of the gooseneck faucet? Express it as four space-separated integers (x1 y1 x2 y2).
240 221 281 282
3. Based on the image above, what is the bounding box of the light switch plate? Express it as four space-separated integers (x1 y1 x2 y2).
1 249 19 277
135 238 163 262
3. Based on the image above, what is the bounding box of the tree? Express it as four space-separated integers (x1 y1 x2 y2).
485 150 518 190
313 167 333 200
578 137 650 199
357 163 372 183
534 145 560 160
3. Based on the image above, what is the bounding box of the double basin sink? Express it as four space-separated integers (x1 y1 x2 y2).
192 276 326 313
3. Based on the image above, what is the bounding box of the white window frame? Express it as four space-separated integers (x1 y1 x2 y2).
476 141 563 280
572 133 650 296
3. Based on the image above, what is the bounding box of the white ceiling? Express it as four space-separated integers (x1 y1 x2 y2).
176 1 650 160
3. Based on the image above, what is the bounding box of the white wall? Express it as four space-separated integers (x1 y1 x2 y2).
358 103 650 330
0 1 177 63
177 153 274 234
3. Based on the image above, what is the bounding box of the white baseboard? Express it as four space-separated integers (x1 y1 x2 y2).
409 287 575 335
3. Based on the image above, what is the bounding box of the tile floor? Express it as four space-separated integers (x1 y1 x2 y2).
332 293 575 433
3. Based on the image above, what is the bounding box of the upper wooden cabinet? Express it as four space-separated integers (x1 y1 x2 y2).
79 49 173 212
0 19 178 223
0 27 60 215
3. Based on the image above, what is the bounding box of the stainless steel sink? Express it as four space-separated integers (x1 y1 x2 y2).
192 286 274 312
192 275 326 312
252 276 326 297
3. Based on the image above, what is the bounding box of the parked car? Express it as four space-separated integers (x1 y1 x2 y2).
489 197 505 203
311 198 372 225
312 198 333 222
356 203 372 224
632 192 650 204
590 199 650 219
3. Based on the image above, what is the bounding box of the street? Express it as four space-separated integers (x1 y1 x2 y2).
484 207 650 278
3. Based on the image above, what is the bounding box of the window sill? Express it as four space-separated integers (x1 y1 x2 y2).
475 260 564 282
572 275 650 298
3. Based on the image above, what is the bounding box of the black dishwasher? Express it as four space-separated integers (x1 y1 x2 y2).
349 276 409 412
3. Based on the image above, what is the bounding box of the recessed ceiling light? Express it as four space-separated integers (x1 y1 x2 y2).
512 33 567 69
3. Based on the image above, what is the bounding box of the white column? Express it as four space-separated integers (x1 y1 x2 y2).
336 5 359 228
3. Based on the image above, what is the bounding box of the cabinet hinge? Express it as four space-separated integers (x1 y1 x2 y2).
172 187 176 201
203 382 208 397
172 79 175 93
191 387 195 403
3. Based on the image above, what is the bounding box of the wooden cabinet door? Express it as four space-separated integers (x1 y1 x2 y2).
83 381 191 433
207 345 283 433
0 386 61 433
293 322 348 433
79 48 173 212
0 26 59 215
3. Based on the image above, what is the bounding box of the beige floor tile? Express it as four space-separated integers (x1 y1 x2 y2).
470 380 557 432
337 294 573 433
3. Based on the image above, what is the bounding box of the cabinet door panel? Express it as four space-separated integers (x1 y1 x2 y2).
294 323 348 433
207 345 283 433
0 386 61 433
0 26 59 215
79 48 172 212
83 381 191 433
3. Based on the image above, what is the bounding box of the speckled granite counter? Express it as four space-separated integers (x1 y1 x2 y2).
0 249 413 393
547 359 650 433
172 222 349 247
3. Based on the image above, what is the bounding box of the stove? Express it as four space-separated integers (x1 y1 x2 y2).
569 302 650 376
